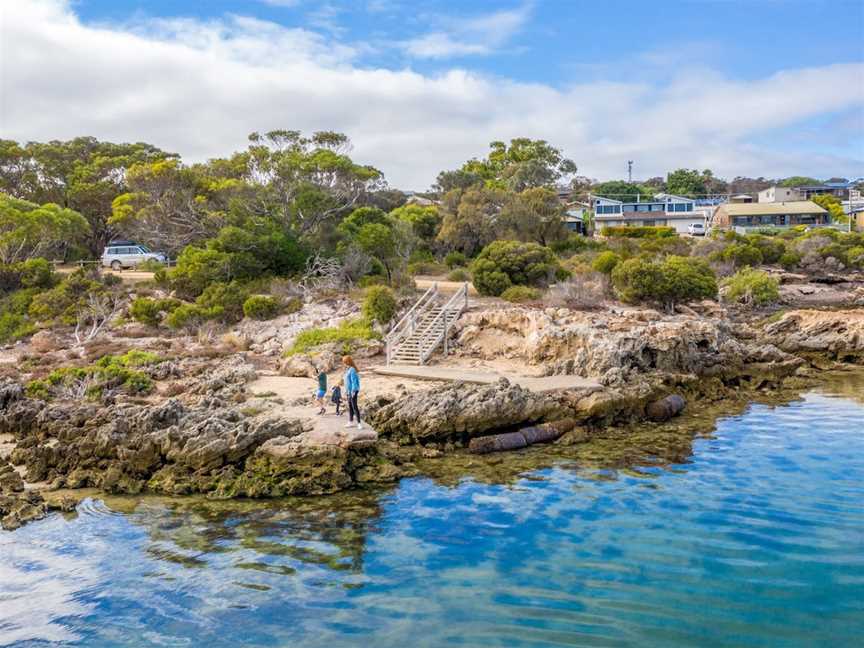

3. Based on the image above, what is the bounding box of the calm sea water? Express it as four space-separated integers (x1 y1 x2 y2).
2 375 863 647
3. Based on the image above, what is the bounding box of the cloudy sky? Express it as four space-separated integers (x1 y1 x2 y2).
1 0 863 189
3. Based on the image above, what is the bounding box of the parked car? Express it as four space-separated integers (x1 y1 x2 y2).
101 241 166 270
687 223 707 236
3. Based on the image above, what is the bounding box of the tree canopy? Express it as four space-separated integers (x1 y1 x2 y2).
0 193 89 264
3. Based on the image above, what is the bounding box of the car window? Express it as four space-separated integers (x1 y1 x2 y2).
135 247 146 254
139 244 151 253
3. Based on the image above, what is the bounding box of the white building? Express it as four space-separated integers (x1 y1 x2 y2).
758 186 802 203
592 193 704 234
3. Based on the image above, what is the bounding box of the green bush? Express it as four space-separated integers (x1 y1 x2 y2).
0 259 57 294
357 275 387 288
287 319 380 355
500 286 541 303
362 285 397 324
550 234 605 255
26 351 161 401
136 258 165 272
818 243 849 265
591 251 621 274
611 255 717 307
129 297 181 327
722 268 780 306
848 246 864 268
470 240 563 297
444 251 467 269
243 295 282 320
195 281 249 323
165 304 220 329
720 243 763 268
0 312 35 344
779 251 802 270
601 226 676 239
746 235 786 265
27 270 108 324
407 261 448 276
447 268 470 282
167 226 306 299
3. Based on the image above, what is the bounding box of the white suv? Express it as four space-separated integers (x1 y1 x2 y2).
687 223 706 236
101 242 166 270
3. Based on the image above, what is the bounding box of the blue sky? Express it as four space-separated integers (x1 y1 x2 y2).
2 0 863 187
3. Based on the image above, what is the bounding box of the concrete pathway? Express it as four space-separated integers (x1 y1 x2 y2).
371 365 600 392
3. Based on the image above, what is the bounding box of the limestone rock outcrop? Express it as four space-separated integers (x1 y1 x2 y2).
764 309 864 361
368 378 567 445
454 306 796 379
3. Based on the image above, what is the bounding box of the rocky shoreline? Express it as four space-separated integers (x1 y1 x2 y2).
2 305 863 531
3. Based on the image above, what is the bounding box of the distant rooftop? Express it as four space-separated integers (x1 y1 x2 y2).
718 201 827 215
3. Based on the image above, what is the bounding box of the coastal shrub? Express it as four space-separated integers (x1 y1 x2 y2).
500 286 541 303
591 251 621 274
444 251 467 269
357 275 386 288
166 226 306 299
544 273 608 309
447 268 470 282
848 246 864 268
26 351 161 400
818 243 849 265
721 268 780 306
612 255 717 308
0 312 35 344
601 226 676 239
27 270 109 325
129 297 181 327
747 235 786 265
471 240 564 297
637 236 693 258
407 260 448 276
779 251 802 270
550 233 605 255
361 285 397 324
286 319 380 355
719 243 763 268
136 258 165 273
243 295 281 320
195 281 249 323
165 304 220 330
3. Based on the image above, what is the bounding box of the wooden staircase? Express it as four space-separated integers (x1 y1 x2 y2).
385 283 469 366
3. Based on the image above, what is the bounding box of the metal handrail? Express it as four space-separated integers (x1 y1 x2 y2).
418 283 468 364
386 283 438 364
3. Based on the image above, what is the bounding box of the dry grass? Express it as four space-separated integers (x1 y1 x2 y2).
221 332 250 351
544 273 610 310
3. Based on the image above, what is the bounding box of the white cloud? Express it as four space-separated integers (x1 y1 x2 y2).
258 0 301 7
401 4 533 59
1 0 862 189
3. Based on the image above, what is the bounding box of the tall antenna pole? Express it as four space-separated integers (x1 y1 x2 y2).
627 160 633 183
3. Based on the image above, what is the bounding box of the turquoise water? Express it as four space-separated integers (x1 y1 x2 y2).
2 379 864 647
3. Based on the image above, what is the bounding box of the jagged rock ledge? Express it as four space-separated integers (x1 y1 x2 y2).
2 307 863 531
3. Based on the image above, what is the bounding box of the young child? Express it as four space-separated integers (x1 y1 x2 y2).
330 383 343 416
314 367 327 415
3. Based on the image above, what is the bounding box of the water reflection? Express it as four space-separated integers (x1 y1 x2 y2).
1 370 863 647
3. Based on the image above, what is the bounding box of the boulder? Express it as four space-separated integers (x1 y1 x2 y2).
369 378 566 445
645 394 686 422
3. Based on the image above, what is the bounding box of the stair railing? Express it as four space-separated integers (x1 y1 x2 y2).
418 282 469 365
385 283 438 365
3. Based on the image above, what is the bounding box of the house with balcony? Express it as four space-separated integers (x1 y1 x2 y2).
712 201 829 232
591 193 703 233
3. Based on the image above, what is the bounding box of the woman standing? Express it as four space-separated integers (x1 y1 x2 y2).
342 355 362 430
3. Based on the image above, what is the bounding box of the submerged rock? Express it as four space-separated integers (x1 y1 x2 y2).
645 395 687 422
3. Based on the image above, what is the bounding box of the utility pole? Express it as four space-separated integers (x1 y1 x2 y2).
627 160 633 183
